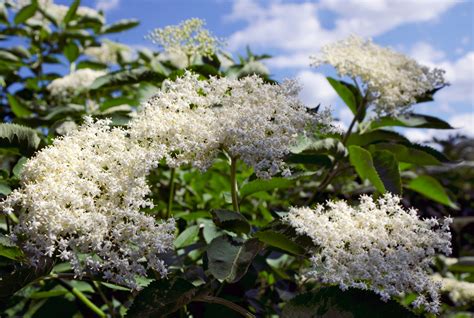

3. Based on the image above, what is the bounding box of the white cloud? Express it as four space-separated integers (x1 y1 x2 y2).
296 70 337 108
226 0 458 68
95 0 120 12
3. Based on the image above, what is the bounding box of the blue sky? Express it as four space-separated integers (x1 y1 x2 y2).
64 0 473 140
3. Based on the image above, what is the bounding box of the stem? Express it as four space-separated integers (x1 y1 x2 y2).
92 281 116 318
194 295 255 318
166 168 176 218
230 157 240 213
56 279 106 317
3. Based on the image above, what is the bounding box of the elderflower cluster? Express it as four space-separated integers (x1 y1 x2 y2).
0 118 175 288
47 69 106 97
432 274 474 306
129 72 330 178
147 18 223 60
285 193 452 313
84 40 132 65
311 35 446 116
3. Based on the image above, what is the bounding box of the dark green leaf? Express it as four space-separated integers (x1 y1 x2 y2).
14 2 37 25
408 175 458 209
448 257 474 273
370 113 453 130
0 181 11 195
372 150 402 195
347 130 409 146
174 225 199 249
211 209 251 234
368 143 445 166
12 156 27 178
349 145 385 193
101 19 139 34
207 235 262 283
240 177 293 198
7 94 32 118
0 123 40 155
254 230 305 255
76 60 107 70
63 42 80 63
127 278 208 318
327 77 357 115
286 153 332 166
62 0 79 25
90 68 165 90
282 287 416 318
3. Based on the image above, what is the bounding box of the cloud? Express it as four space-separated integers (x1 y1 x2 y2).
296 70 337 107
226 0 458 68
95 0 120 12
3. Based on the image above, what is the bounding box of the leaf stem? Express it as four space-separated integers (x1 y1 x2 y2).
230 157 240 213
55 279 106 317
166 167 176 218
195 295 255 318
92 281 116 318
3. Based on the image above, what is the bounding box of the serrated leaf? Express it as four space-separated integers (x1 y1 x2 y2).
0 123 40 155
7 94 32 118
173 225 199 249
327 77 357 115
207 235 262 283
90 68 165 90
368 143 444 166
0 236 22 261
211 209 250 234
282 287 416 318
101 19 139 34
240 177 293 198
347 130 409 146
349 145 385 193
370 113 453 130
254 230 305 255
372 150 401 195
408 175 458 209
14 2 37 25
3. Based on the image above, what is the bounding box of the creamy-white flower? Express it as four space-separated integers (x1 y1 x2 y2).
47 69 106 97
1 118 175 288
84 40 132 65
285 193 452 313
311 35 446 116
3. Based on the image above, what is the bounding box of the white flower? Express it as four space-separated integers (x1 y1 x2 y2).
129 72 331 178
84 40 132 65
311 35 446 116
47 69 106 97
285 193 452 313
432 274 474 306
147 18 223 59
0 118 175 288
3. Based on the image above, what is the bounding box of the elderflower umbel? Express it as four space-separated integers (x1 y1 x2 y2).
47 69 106 98
0 118 175 288
285 193 452 313
147 18 223 60
432 274 474 306
84 40 132 65
129 72 331 178
311 35 446 116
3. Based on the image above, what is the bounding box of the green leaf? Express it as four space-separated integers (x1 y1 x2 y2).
63 42 80 63
90 68 165 90
368 143 446 166
0 123 41 156
240 177 293 198
207 235 263 283
370 113 453 130
127 278 208 318
14 2 37 25
174 225 199 249
372 150 402 195
0 181 11 195
291 136 347 157
211 209 251 234
347 130 409 146
327 77 357 115
0 50 21 63
76 60 107 70
7 94 32 118
62 0 79 25
12 157 27 178
0 235 22 261
285 153 332 166
254 230 305 255
349 145 385 193
101 19 139 34
448 257 474 273
0 3 8 25
408 175 458 209
282 287 417 318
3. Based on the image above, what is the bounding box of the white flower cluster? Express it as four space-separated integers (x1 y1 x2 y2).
0 118 175 288
147 18 223 59
47 69 106 98
311 35 446 116
285 193 452 313
129 72 330 178
432 274 474 306
84 40 132 65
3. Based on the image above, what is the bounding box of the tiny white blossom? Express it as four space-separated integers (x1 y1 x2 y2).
432 274 474 306
47 69 106 98
285 193 452 313
147 18 223 60
311 35 446 116
0 118 175 288
84 40 132 65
